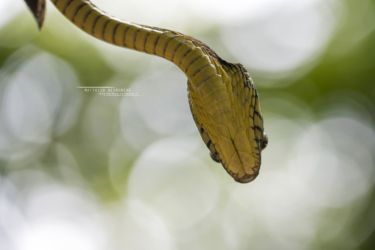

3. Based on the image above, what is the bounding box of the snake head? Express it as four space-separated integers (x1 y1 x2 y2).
188 60 267 183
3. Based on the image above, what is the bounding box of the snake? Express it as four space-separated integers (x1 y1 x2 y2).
24 0 268 183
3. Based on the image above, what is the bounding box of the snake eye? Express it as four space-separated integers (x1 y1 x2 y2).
210 151 221 163
260 133 268 150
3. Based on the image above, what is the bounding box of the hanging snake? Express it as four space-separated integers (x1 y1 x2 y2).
23 0 268 183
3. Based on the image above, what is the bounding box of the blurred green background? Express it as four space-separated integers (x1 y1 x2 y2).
0 0 374 249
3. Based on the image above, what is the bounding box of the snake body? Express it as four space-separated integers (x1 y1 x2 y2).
26 0 268 183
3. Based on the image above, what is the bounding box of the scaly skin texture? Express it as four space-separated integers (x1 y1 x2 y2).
24 0 268 183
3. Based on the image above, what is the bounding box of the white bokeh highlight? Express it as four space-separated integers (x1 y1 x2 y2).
0 49 81 161
128 136 220 231
110 200 175 250
222 0 341 79
120 66 196 150
1 171 107 250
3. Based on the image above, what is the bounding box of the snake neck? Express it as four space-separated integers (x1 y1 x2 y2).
50 0 221 81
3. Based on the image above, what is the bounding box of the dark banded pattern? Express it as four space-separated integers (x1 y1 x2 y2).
50 0 211 78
